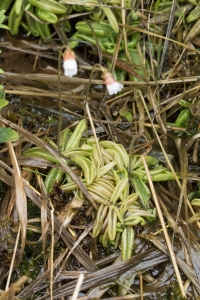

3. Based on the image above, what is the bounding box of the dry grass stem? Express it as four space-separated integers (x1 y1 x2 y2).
5 226 21 291
70 273 84 300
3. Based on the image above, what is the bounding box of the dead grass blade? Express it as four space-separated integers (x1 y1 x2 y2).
138 233 168 255
85 282 113 299
96 295 150 300
57 194 84 227
6 141 27 258
158 0 178 77
37 249 167 300
175 139 191 259
176 256 200 292
54 222 94 283
0 276 29 300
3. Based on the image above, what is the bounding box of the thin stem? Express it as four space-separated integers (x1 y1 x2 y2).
57 45 69 148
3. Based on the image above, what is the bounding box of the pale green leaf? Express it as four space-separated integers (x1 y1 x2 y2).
102 7 119 33
0 99 9 109
0 128 19 142
131 176 151 208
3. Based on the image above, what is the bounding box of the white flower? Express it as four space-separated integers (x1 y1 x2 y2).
63 48 77 77
63 59 77 77
102 70 124 95
106 81 124 95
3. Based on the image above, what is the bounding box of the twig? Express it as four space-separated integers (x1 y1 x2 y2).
2 71 200 86
139 274 143 300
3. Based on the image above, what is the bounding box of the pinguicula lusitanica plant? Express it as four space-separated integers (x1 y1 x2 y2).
23 120 178 260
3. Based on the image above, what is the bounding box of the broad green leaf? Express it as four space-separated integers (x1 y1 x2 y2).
0 10 6 18
119 109 133 122
131 176 151 208
0 128 19 142
102 7 119 33
15 0 23 15
191 199 200 207
0 14 6 24
0 10 9 30
0 88 5 99
0 24 9 30
0 99 9 109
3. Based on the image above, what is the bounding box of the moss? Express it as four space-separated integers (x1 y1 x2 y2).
11 200 43 282
0 217 17 279
27 200 41 220
162 286 193 300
